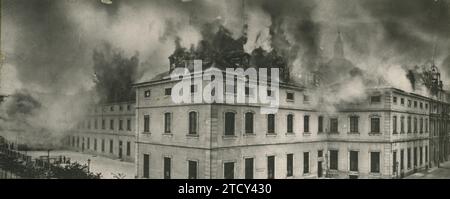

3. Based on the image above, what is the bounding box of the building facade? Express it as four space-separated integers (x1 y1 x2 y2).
133 69 450 179
67 102 136 163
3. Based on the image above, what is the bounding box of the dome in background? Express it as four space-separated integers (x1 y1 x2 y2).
317 31 362 85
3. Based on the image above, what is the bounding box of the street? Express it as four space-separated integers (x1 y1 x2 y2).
405 162 450 179
22 150 135 179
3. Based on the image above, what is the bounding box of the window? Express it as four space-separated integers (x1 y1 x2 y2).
371 95 381 103
393 151 397 174
407 116 411 133
393 96 397 104
225 112 236 136
144 90 151 98
287 114 294 134
318 150 323 158
143 154 150 178
119 105 123 111
401 98 405 105
188 161 198 179
400 116 405 133
94 119 98 129
127 105 131 111
110 119 114 130
414 147 417 167
189 112 198 135
350 116 359 133
267 156 275 179
393 116 398 134
407 99 412 107
224 162 235 179
164 113 171 133
109 140 113 154
414 101 417 108
303 94 310 103
425 103 428 109
191 85 197 94
318 116 323 133
102 119 105 130
407 148 411 169
267 114 276 134
165 88 172 96
371 117 380 134
127 119 131 131
119 119 123 131
370 152 380 173
420 147 423 165
164 157 171 179
110 106 114 111
420 118 423 134
245 112 254 134
303 152 310 174
400 149 404 170
304 115 310 133
101 139 105 152
425 118 428 133
245 158 254 179
425 146 428 163
330 118 338 133
420 102 423 109
144 115 150 133
267 90 272 97
330 150 338 170
286 154 293 177
350 151 358 172
286 92 294 101
87 138 90 149
126 142 131 156
414 117 418 133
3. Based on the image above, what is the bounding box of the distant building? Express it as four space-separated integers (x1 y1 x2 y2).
68 102 136 163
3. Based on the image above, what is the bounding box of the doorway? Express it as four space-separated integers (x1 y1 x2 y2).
318 161 323 178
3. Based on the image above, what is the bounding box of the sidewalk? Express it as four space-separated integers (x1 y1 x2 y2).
405 161 450 179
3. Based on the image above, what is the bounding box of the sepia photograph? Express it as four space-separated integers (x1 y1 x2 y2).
1 0 450 186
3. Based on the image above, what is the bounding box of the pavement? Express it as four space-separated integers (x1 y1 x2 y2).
22 150 135 179
405 161 450 179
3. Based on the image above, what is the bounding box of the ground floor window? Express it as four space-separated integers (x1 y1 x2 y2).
370 152 380 173
188 161 198 179
330 150 338 170
224 162 235 179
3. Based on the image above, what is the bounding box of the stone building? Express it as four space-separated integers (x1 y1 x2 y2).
68 102 136 163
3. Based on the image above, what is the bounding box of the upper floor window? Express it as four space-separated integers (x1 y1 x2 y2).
189 112 198 135
401 98 405 105
304 115 310 133
110 106 114 111
144 90 151 98
349 116 359 133
393 96 397 104
287 114 294 134
119 105 123 111
286 92 294 101
370 95 381 103
318 116 323 133
330 118 338 133
420 117 423 133
267 114 276 134
143 115 150 133
407 116 411 133
407 100 412 107
164 113 172 133
127 105 131 111
119 119 123 131
224 112 236 136
371 117 380 134
165 88 172 96
102 119 106 130
414 101 417 108
303 94 310 103
110 119 114 130
413 117 418 133
400 116 405 133
127 119 132 131
420 102 423 109
245 112 254 134
393 116 397 134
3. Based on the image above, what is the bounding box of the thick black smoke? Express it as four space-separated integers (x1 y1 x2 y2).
93 44 138 103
